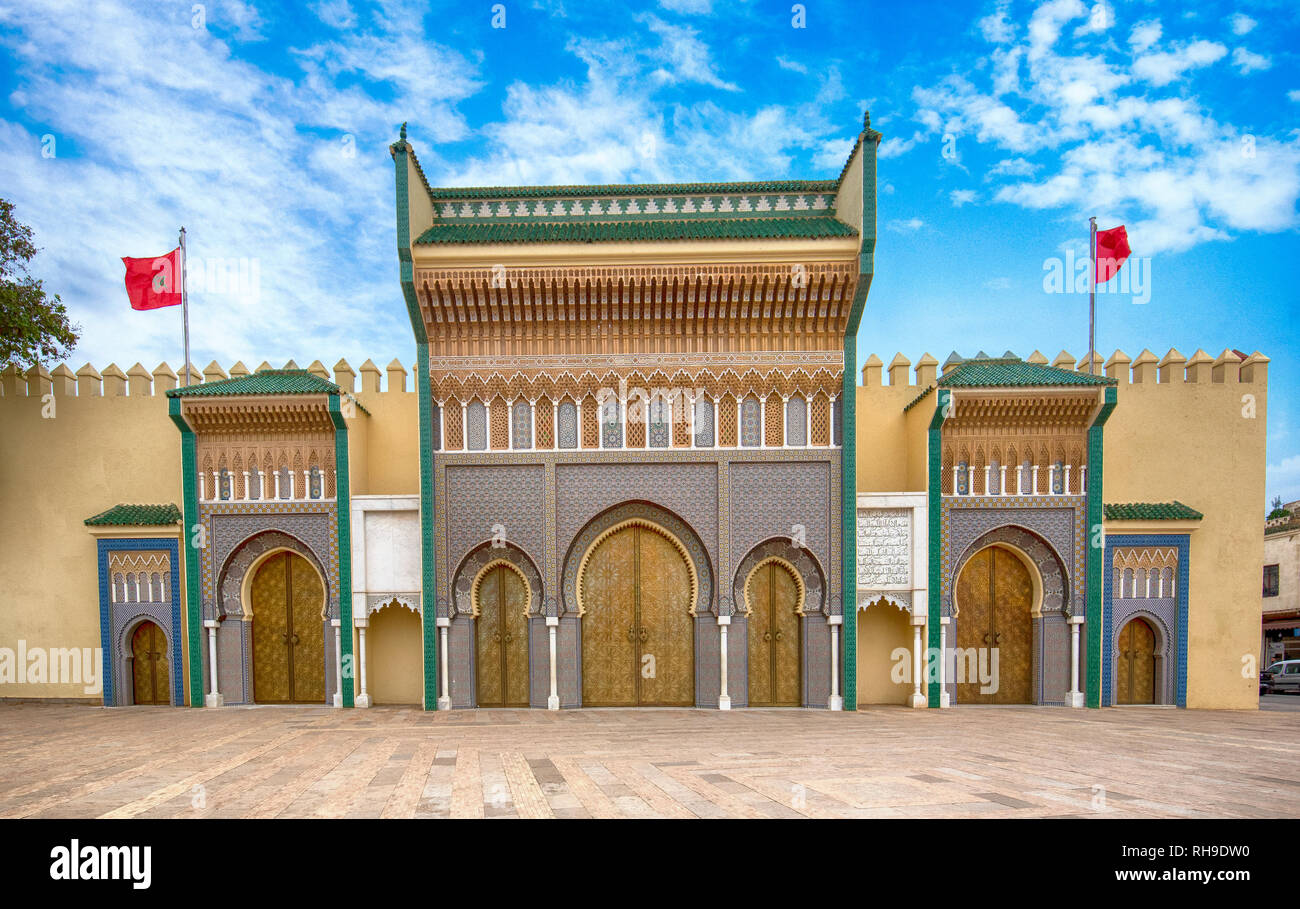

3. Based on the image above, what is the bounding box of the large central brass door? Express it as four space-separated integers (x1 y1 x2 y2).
581 524 694 706
251 551 326 704
131 621 169 705
475 564 530 707
747 562 802 706
1117 617 1156 704
955 545 1033 704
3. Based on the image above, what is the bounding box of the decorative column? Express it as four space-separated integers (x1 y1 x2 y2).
827 614 843 710
1031 464 1040 495
939 616 951 707
546 616 560 710
355 616 371 707
910 616 926 708
197 471 205 502
998 464 1007 497
332 618 343 707
242 470 251 502
1068 615 1085 707
437 616 451 710
718 615 731 710
204 619 223 707
1064 464 1072 495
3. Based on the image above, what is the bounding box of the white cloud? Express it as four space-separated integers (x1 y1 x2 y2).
950 189 977 207
1268 455 1300 506
311 0 356 29
640 15 739 91
1232 47 1272 75
659 0 712 12
887 217 925 232
1133 40 1227 87
978 1 1015 43
1129 20 1162 53
776 55 807 74
1289 89 1300 103
893 1 1300 256
1230 13 1257 36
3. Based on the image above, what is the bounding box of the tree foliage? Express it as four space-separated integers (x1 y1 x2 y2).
0 198 79 367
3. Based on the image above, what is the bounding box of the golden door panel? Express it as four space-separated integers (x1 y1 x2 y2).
252 553 291 703
476 565 530 707
252 552 325 704
992 548 1033 705
581 528 638 706
748 563 801 706
637 527 694 707
131 621 168 705
290 552 325 704
954 546 1033 705
1118 618 1156 705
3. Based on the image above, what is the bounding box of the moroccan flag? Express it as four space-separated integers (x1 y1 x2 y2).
122 248 182 310
1095 225 1131 283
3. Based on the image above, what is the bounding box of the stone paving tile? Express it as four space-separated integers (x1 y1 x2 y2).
2 702 1299 818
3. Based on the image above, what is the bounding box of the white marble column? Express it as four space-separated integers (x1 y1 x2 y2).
546 616 560 710
718 615 731 710
1068 615 1085 707
437 617 451 710
355 617 371 707
332 618 343 707
910 617 926 708
828 614 843 710
204 620 223 707
939 617 951 707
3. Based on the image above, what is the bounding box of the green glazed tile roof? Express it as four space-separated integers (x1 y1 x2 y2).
1104 501 1204 521
938 357 1115 388
85 503 182 526
426 180 839 201
166 369 340 398
415 216 856 245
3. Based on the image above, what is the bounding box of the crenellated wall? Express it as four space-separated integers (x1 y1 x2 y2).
0 357 420 701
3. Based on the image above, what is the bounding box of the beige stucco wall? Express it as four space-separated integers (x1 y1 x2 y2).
366 604 423 705
856 601 913 705
0 361 419 703
1104 358 1268 709
0 383 183 700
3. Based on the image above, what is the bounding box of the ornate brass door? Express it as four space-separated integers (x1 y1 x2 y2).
475 564 530 707
581 524 694 706
251 552 326 704
1117 617 1156 704
747 562 802 706
955 546 1033 704
131 621 169 705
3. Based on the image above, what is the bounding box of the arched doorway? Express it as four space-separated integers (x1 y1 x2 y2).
475 563 530 707
251 551 326 704
580 522 694 706
1117 617 1157 705
745 560 801 706
368 602 423 706
130 621 169 706
955 545 1033 704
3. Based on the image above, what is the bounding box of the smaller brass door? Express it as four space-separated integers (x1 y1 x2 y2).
955 546 1034 704
131 621 169 705
475 565 530 707
251 552 326 704
747 562 801 706
1117 617 1157 704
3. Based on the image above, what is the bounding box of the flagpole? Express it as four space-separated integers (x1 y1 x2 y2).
180 227 190 387
1088 216 1097 376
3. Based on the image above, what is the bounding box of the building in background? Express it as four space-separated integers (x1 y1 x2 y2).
1263 501 1300 665
0 115 1271 711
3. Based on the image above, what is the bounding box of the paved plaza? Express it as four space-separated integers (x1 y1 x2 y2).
0 702 1296 819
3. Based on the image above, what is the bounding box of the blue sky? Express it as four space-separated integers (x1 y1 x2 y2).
1 0 1297 506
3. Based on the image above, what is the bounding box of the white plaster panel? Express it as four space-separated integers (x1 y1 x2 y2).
363 509 420 592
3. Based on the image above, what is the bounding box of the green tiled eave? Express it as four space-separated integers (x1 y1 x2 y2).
937 358 1115 388
166 369 339 397
427 179 839 201
414 217 856 245
85 503 182 526
1104 501 1204 522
